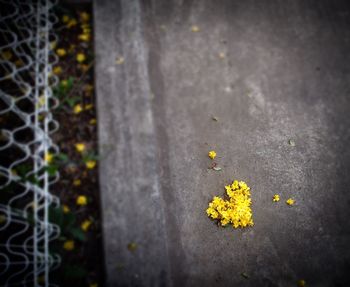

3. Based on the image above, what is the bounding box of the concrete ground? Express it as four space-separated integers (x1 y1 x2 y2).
94 0 350 286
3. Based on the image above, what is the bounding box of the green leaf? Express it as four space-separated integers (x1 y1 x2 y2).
62 212 76 232
69 227 86 242
56 153 69 163
63 265 87 279
49 206 64 227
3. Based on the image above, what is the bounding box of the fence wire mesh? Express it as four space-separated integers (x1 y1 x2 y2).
0 0 61 286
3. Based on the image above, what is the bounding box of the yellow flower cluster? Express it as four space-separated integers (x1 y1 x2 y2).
206 180 254 228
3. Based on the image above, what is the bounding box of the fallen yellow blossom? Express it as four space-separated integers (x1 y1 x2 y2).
86 160 96 169
79 12 90 23
90 284 98 287
63 240 74 251
85 104 94 110
53 66 62 75
76 53 86 63
191 25 200 32
74 104 83 114
272 194 280 202
89 118 97 125
73 179 81 186
75 143 86 153
78 34 90 42
66 18 77 28
208 150 217 160
63 205 70 213
56 48 66 57
44 152 53 164
76 195 88 206
286 198 295 206
62 15 70 23
81 219 92 231
206 180 254 228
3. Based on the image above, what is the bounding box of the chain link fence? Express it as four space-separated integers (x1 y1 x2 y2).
0 0 61 286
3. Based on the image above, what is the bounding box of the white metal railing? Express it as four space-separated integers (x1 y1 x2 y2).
0 0 60 286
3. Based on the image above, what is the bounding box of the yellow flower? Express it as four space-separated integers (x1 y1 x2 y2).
272 194 280 202
66 18 78 28
78 34 90 42
81 219 92 231
61 80 68 87
73 179 81 186
286 198 295 206
76 53 86 63
89 118 97 125
297 279 306 287
50 41 57 50
85 104 94 110
206 179 254 228
44 152 54 164
191 25 200 32
62 15 70 23
74 104 83 114
90 284 98 287
56 48 66 57
86 160 96 169
1 50 13 61
208 150 217 160
75 143 86 153
37 95 45 108
79 12 90 23
63 240 74 251
53 66 62 75
63 205 70 213
116 57 124 65
76 195 88 206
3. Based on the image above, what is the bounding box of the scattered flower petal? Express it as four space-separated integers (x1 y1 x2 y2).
63 240 74 251
74 104 83 114
89 118 97 125
286 198 295 206
73 179 82 186
76 53 86 63
208 150 217 160
116 57 124 65
56 48 66 57
81 219 92 231
63 205 70 213
75 143 86 153
76 195 88 206
272 194 280 202
44 152 53 164
86 160 96 169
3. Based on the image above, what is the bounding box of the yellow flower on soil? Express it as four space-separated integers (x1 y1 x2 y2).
1 50 13 61
191 25 200 32
79 12 90 23
85 104 94 110
44 152 53 164
272 194 280 202
63 205 70 213
75 143 86 153
89 118 97 125
73 179 81 186
53 66 62 75
63 240 74 251
76 53 86 63
62 15 70 23
78 34 90 42
90 284 98 287
286 198 295 206
86 160 96 169
207 180 254 229
81 219 92 231
74 104 83 114
208 150 216 160
66 18 78 28
76 195 88 206
56 48 66 57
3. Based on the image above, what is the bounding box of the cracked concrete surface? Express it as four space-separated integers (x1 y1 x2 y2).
94 0 350 286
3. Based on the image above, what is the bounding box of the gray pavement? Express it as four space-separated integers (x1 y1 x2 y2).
94 0 350 286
